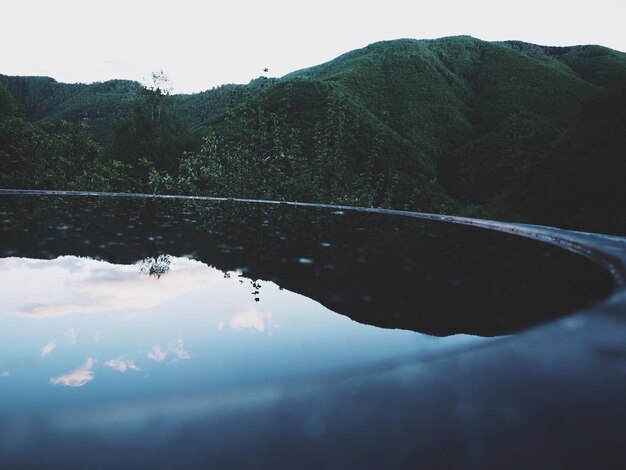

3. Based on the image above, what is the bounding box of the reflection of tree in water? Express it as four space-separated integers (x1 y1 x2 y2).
250 280 262 302
140 254 172 279
139 254 263 302
230 271 263 302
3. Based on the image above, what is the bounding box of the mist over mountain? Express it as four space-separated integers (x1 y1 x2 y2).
1 36 625 233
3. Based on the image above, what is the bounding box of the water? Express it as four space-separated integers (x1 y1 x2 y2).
0 194 614 466
1 253 475 413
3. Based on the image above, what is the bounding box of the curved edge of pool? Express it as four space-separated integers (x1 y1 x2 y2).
2 188 626 468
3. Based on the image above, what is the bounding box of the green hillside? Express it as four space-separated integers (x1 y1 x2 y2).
2 36 626 233
512 84 626 233
0 73 254 146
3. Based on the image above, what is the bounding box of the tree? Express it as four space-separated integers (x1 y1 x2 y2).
110 70 196 176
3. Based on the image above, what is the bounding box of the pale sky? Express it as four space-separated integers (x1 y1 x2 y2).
2 0 625 93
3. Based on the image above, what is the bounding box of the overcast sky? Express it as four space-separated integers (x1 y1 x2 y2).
2 0 624 93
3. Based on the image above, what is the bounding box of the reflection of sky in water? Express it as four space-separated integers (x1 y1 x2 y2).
0 255 489 415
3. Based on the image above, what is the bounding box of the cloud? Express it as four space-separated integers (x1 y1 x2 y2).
168 339 190 363
66 328 77 345
94 331 101 343
41 341 56 357
105 357 140 372
1 371 9 378
147 344 167 362
50 358 96 387
0 256 229 319
229 305 276 333
147 340 190 363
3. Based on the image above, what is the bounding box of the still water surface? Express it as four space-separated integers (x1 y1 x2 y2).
0 195 613 420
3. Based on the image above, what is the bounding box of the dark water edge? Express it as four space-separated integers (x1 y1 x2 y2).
0 193 614 336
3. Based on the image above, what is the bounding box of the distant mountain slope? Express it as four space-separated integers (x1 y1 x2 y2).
0 74 254 144
502 41 626 88
0 75 139 121
271 36 626 215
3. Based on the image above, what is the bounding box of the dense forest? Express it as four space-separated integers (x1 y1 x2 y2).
1 36 625 233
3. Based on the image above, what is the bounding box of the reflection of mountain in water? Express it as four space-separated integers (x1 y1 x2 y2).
0 195 613 336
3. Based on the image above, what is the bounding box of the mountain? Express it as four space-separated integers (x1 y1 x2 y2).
513 84 626 232
0 73 254 145
1 36 626 233
278 37 625 208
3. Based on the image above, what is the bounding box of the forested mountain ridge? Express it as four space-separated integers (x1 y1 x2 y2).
0 73 254 144
1 36 626 233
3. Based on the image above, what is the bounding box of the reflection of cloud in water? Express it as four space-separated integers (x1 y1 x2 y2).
66 328 77 345
50 358 96 387
147 344 167 362
0 256 231 319
105 357 140 372
168 339 190 362
228 304 277 333
41 341 56 357
147 340 190 364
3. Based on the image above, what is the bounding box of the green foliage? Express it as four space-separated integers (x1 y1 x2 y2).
504 41 626 88
2 36 626 233
157 78 452 211
0 83 143 192
109 72 198 175
510 85 626 234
